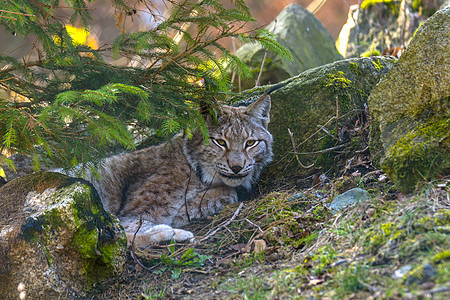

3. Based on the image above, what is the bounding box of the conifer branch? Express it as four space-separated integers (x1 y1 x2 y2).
0 0 291 173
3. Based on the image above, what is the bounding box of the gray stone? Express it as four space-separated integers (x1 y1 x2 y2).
393 265 413 279
330 259 349 267
234 4 342 90
368 7 450 193
0 172 127 299
328 188 370 213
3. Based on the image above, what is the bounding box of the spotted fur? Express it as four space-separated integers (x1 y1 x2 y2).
92 94 273 246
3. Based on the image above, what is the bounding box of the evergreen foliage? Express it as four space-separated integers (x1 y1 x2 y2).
0 0 291 174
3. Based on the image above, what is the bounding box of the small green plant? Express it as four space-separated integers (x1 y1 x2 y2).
232 250 267 271
140 286 167 300
158 244 211 279
337 264 370 294
310 245 337 275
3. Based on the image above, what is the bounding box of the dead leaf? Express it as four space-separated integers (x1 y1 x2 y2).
230 243 251 253
308 278 324 286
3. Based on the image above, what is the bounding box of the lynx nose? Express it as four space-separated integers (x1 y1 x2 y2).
230 165 243 174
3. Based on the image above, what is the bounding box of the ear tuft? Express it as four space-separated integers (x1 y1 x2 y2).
245 94 271 128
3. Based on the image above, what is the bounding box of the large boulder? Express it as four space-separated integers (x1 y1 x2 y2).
234 4 342 90
368 8 450 193
235 56 396 185
0 172 127 299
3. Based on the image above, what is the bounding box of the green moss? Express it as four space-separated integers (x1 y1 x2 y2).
361 0 394 10
431 250 450 264
348 62 361 76
361 48 381 57
315 135 339 172
98 238 125 268
414 209 450 231
371 59 384 71
72 225 99 259
336 264 369 295
332 176 355 194
325 71 352 90
381 118 450 193
381 222 393 235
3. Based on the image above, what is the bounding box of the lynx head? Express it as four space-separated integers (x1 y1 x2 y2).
183 94 273 190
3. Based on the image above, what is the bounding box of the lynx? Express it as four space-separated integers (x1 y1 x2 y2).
92 92 274 247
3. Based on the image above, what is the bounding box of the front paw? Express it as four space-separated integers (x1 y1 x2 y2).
128 224 195 247
173 229 195 243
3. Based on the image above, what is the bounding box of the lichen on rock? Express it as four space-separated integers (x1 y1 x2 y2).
0 172 127 299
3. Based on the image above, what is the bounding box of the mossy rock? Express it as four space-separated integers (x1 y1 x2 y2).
0 172 127 299
236 56 395 185
368 7 450 193
234 4 342 90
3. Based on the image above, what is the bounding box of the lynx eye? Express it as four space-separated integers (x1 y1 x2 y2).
213 138 227 148
245 140 259 148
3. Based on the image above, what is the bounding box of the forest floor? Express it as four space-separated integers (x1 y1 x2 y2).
89 172 449 299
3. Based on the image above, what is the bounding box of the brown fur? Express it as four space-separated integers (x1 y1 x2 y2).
92 94 273 246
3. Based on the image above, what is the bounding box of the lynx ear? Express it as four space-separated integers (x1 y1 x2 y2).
245 94 271 128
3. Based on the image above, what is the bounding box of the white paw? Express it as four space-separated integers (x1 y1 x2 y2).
126 224 195 247
173 229 195 243
146 224 177 243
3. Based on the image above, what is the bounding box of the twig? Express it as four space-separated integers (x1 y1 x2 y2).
0 15 16 21
225 227 236 239
255 19 276 87
288 128 314 169
361 170 383 180
1 61 44 74
230 37 237 86
356 0 361 57
419 286 450 296
335 95 340 140
320 127 338 140
342 157 354 175
255 50 267 87
289 143 347 155
354 145 369 154
245 218 264 234
200 202 243 241
130 215 159 272
295 116 336 149
184 165 192 223
357 278 377 293
0 9 35 17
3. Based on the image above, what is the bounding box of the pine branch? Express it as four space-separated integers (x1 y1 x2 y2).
0 0 292 172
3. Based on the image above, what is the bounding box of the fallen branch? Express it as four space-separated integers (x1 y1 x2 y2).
255 19 277 87
295 116 336 149
320 127 338 140
245 218 264 234
130 215 159 272
419 286 450 297
357 278 377 293
200 202 244 241
289 143 347 156
288 128 314 169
